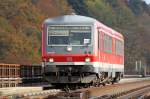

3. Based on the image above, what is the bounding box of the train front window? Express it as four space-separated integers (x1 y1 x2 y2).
48 30 69 45
70 31 91 45
48 36 69 44
47 26 91 45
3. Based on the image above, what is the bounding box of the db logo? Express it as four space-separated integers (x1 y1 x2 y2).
67 57 73 62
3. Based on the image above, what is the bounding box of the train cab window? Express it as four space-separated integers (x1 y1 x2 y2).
48 30 69 45
47 26 91 45
104 34 112 53
115 40 123 55
70 30 91 45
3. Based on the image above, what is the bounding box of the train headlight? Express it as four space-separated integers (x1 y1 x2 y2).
67 46 72 52
49 58 54 62
85 57 90 62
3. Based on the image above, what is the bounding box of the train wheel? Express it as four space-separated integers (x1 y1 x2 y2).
102 83 106 86
64 85 70 92
111 81 114 84
84 84 89 88
111 78 115 84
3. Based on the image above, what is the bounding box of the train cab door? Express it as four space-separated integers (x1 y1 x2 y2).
96 29 100 74
98 30 102 72
98 30 101 62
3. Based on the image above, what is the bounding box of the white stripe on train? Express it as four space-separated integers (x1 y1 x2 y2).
45 62 124 70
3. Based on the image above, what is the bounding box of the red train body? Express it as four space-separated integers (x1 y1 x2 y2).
42 15 124 86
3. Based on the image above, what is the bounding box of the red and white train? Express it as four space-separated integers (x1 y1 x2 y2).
42 14 124 87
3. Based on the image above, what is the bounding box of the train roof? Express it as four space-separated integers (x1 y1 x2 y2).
44 15 96 25
44 15 123 40
96 21 124 40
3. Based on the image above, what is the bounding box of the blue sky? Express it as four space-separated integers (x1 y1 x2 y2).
143 0 150 4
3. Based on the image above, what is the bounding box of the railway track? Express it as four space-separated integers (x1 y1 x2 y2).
0 89 61 99
1 79 150 99
80 80 150 99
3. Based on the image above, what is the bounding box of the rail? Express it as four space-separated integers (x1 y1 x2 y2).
1 79 150 99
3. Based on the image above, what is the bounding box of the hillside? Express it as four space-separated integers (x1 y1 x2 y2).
0 0 150 71
0 0 71 64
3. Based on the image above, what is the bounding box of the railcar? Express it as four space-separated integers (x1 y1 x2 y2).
42 14 124 87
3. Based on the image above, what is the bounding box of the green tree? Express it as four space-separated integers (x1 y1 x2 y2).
128 0 144 15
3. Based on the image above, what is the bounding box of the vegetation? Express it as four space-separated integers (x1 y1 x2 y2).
0 0 72 64
0 0 150 73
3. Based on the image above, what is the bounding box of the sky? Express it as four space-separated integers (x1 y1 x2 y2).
143 0 150 4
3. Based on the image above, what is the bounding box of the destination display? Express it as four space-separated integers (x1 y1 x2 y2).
48 30 69 36
48 26 91 30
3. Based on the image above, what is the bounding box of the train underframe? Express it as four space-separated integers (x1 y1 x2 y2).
43 64 123 89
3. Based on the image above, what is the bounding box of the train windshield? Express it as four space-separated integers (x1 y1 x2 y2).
47 26 91 45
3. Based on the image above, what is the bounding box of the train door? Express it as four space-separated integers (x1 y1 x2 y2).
98 30 101 63
99 30 104 72
112 38 116 78
98 30 102 73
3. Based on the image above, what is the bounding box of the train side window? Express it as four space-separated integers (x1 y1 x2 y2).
115 40 123 55
109 36 112 53
104 34 112 53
